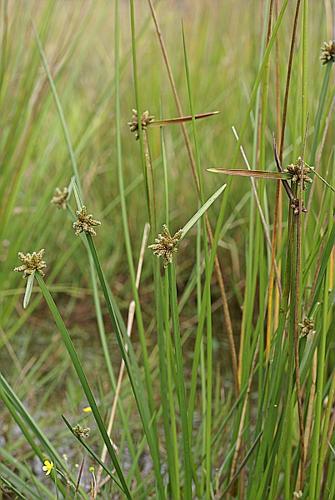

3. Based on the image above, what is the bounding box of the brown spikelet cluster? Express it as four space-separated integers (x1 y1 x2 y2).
14 249 47 278
286 157 313 190
149 225 182 267
51 187 69 210
72 424 90 439
290 198 308 216
73 206 101 236
128 109 154 139
320 40 335 65
299 318 316 338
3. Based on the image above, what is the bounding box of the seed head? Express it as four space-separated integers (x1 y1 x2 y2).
149 224 182 267
299 318 316 338
73 206 101 236
320 40 335 65
72 424 90 439
290 198 307 216
286 157 313 190
14 249 46 278
51 187 69 210
128 109 154 139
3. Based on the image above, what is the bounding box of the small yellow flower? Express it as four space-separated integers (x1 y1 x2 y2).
83 406 92 413
42 459 54 476
89 466 95 473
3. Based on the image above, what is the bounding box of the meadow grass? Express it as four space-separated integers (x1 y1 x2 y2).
0 0 334 498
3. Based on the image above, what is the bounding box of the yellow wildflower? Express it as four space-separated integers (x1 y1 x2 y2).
42 459 54 476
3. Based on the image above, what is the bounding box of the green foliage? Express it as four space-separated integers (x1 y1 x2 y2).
0 0 334 498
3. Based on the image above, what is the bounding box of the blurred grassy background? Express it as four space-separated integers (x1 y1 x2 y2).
0 0 333 469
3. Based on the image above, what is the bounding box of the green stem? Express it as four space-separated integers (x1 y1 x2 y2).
168 264 193 499
35 272 131 498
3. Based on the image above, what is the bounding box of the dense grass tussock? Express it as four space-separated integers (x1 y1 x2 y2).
0 0 334 498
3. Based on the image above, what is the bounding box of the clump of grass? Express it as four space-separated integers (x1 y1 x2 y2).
1 1 334 498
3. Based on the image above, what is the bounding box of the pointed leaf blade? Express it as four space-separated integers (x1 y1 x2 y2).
151 111 219 127
207 168 292 180
181 183 227 238
23 273 35 309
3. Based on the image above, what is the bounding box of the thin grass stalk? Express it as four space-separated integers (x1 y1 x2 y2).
266 20 304 492
231 126 281 291
0 388 59 484
309 267 330 499
62 416 123 494
0 373 67 471
0 9 56 239
306 64 333 214
253 0 273 374
313 177 334 498
32 21 82 201
229 345 259 484
238 0 271 390
0 0 8 98
155 268 180 500
158 127 181 498
65 206 121 393
266 145 282 363
273 0 283 332
292 183 305 488
279 0 302 158
267 0 302 363
284 204 300 498
164 271 181 498
168 264 193 499
304 347 317 438
128 0 151 223
96 223 149 490
237 3 273 489
204 271 213 499
187 198 227 428
85 234 165 498
301 0 308 136
146 0 199 192
116 0 156 419
143 129 157 234
32 26 123 460
318 368 335 498
309 64 332 166
180 27 214 494
263 210 294 498
147 0 239 393
34 272 131 498
182 22 238 403
230 0 289 167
